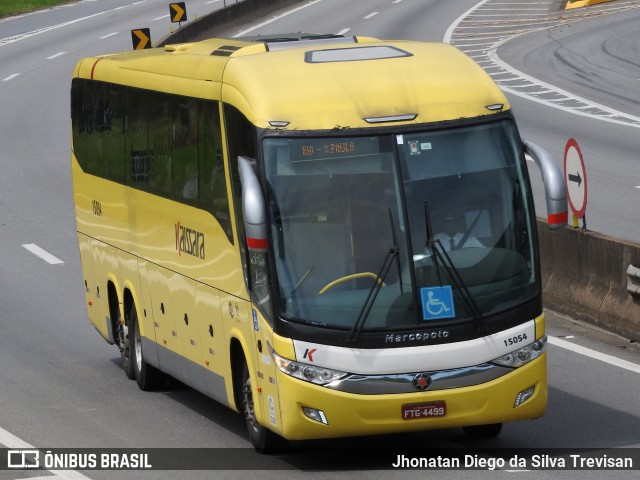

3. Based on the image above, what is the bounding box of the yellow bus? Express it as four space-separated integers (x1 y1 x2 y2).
71 34 568 451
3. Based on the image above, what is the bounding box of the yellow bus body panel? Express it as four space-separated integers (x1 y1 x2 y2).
76 38 509 130
222 40 509 130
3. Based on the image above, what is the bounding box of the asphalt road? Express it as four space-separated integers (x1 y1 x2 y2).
0 1 639 479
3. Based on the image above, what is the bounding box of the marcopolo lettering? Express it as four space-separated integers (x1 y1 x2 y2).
175 222 205 259
385 330 450 344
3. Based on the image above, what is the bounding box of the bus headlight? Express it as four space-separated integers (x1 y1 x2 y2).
268 343 348 386
491 336 546 368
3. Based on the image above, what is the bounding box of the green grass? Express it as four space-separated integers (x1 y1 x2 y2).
0 0 76 19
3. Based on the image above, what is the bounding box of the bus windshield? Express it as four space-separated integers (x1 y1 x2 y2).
262 119 537 331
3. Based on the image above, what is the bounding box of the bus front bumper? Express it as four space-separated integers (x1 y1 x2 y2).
269 354 547 441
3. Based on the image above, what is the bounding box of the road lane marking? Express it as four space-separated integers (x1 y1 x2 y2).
473 13 548 16
100 32 118 39
445 0 640 130
476 8 548 10
0 11 108 47
0 0 150 48
488 41 640 129
364 12 379 19
0 425 92 479
233 0 323 37
444 0 491 43
46 52 66 60
22 244 64 265
13 477 61 480
549 336 640 374
2 73 20 81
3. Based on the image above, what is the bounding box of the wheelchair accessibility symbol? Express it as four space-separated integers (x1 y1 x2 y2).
421 286 455 320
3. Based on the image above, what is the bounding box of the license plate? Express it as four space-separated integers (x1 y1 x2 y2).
401 401 446 420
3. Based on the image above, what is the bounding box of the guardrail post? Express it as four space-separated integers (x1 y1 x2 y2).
627 264 640 297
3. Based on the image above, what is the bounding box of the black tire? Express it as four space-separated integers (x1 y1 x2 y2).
130 304 163 391
240 361 287 453
117 308 134 380
463 423 503 438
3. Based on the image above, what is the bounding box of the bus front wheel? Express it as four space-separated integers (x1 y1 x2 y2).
240 361 286 452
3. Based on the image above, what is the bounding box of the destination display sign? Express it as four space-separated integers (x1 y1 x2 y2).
292 137 380 162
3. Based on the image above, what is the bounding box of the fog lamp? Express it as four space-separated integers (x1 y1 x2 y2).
514 386 535 407
302 407 329 425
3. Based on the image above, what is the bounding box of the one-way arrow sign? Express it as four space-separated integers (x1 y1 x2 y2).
563 138 588 219
568 172 582 187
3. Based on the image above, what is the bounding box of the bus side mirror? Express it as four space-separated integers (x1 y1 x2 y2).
522 139 568 230
238 156 268 252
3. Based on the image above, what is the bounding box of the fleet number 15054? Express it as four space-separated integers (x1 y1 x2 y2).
504 333 527 347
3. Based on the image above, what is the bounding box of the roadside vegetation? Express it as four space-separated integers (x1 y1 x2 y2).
0 0 75 19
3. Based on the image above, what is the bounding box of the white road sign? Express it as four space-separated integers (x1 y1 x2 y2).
563 138 587 219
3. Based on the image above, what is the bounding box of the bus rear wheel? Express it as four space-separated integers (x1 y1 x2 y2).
116 308 134 380
240 361 286 452
129 304 163 390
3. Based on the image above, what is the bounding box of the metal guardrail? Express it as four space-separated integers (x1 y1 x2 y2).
627 264 640 297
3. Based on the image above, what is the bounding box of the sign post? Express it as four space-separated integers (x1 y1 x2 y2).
563 138 588 229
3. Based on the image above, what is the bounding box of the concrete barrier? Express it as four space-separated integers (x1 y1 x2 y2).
628 265 640 297
157 0 303 46
537 218 640 341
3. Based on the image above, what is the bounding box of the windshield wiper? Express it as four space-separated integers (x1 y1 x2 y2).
423 202 488 332
345 246 398 344
388 208 403 296
345 209 402 343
